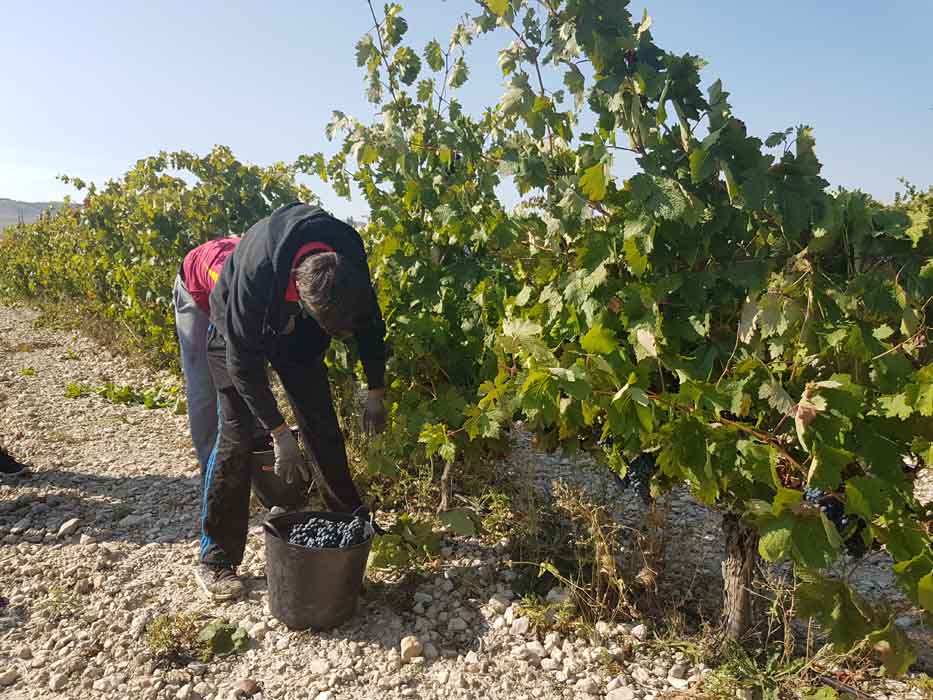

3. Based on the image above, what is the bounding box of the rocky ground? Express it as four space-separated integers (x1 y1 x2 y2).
0 304 930 700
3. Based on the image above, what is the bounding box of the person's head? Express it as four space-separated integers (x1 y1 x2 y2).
294 252 375 338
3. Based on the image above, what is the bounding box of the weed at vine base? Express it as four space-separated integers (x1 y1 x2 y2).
63 380 182 412
145 613 206 664
64 382 91 399
36 587 79 623
145 614 249 665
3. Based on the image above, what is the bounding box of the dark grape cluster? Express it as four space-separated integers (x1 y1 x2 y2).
619 453 658 504
287 515 369 549
804 488 868 558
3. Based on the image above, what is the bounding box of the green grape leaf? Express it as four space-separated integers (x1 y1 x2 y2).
357 144 379 166
393 46 422 85
792 515 837 568
876 522 927 561
758 515 793 561
514 285 533 307
417 79 434 103
628 174 689 220
501 318 550 359
873 324 895 341
355 34 375 67
738 296 759 343
448 56 469 88
866 621 917 676
563 65 585 108
758 292 786 337
772 487 803 515
844 476 889 521
463 404 504 440
424 39 444 71
797 577 872 650
197 620 247 658
915 382 933 416
438 508 481 536
418 423 456 464
759 380 794 415
581 324 618 354
807 444 851 490
879 393 912 419
803 689 837 700
892 551 933 609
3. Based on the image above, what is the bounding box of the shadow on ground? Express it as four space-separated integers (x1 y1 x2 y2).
1 466 202 545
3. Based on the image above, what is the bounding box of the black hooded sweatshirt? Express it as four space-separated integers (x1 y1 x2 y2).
209 202 386 431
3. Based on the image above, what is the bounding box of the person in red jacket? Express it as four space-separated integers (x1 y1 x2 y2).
174 236 240 470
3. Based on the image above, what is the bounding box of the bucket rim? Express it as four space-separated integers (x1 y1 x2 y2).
263 510 374 553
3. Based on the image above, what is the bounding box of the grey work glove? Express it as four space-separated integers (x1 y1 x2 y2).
272 427 310 484
362 394 387 435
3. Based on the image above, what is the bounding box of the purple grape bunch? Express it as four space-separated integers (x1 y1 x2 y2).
287 515 368 549
803 488 868 558
619 453 658 504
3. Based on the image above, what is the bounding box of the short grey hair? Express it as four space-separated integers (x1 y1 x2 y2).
294 252 374 336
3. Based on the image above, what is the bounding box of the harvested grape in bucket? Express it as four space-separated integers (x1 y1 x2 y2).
287 512 370 549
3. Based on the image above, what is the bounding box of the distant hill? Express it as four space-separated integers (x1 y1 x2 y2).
0 198 69 230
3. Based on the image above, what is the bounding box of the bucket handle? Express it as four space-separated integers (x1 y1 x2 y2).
262 519 288 541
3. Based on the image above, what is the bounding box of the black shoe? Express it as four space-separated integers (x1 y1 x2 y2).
0 447 27 475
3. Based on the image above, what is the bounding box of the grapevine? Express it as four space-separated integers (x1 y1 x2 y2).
318 0 932 672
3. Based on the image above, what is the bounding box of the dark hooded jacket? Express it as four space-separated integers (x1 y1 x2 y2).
209 203 386 431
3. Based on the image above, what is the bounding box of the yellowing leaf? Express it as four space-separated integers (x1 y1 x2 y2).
357 144 379 166
580 162 608 202
879 393 912 420
484 0 508 16
795 383 827 451
637 9 652 36
919 572 933 612
438 146 453 168
581 324 618 354
915 383 933 417
623 237 648 276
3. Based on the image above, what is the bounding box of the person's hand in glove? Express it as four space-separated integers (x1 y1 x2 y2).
271 424 310 484
362 389 387 435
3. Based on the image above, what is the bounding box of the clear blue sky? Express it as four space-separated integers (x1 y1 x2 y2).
2 0 930 219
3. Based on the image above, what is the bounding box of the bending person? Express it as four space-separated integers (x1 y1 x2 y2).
197 203 387 601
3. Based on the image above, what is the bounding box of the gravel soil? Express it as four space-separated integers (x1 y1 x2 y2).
0 304 929 700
